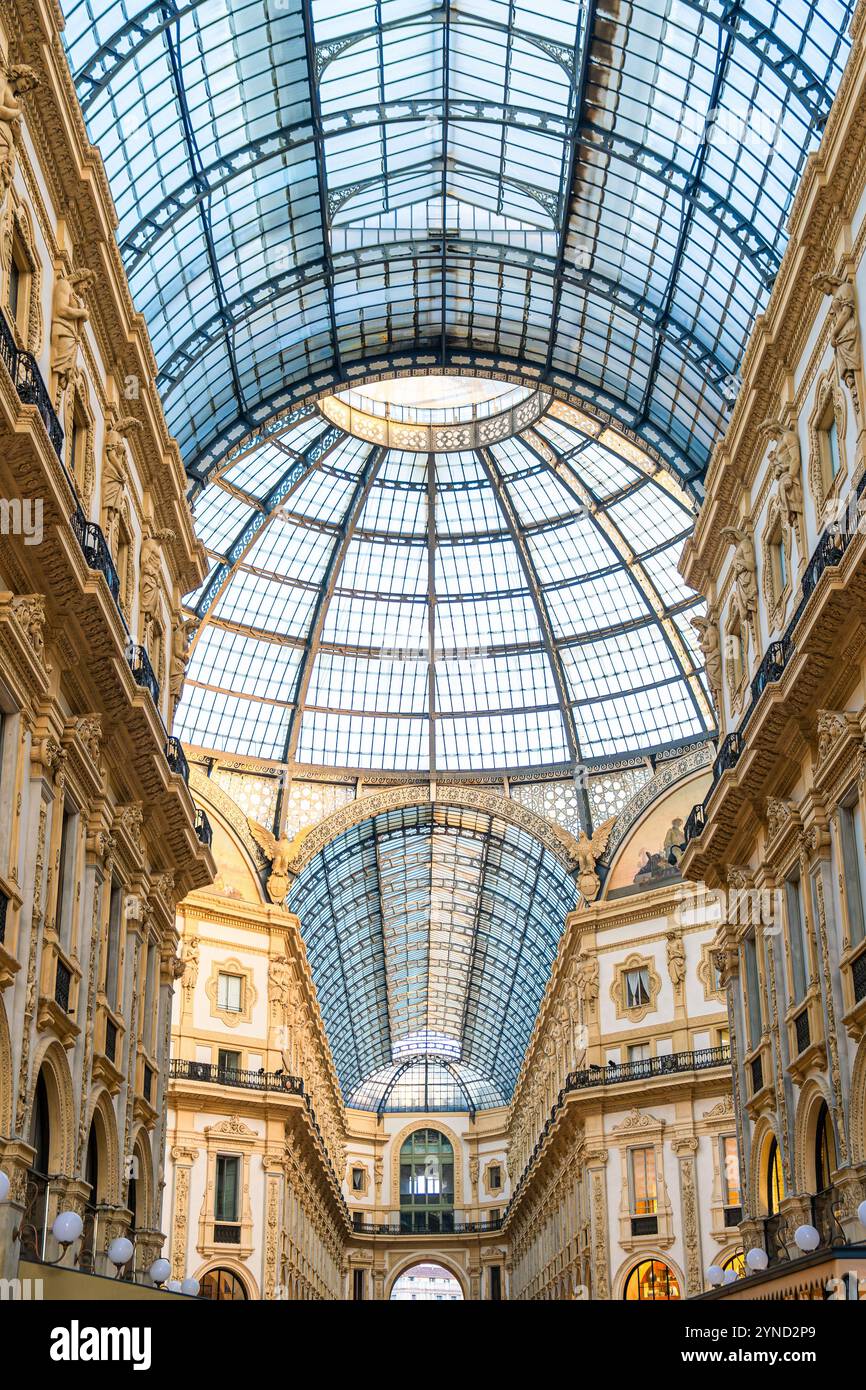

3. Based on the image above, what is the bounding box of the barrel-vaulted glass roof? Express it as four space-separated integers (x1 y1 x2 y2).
59 0 853 492
175 393 715 784
289 802 579 1104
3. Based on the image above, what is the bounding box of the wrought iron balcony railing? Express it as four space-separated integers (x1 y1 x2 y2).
169 1058 304 1094
794 1007 811 1055
713 731 743 781
750 1052 764 1094
353 1216 504 1236
194 807 213 847
0 890 7 945
0 310 64 457
684 802 706 844
70 509 122 611
164 736 190 783
126 643 160 706
104 1016 117 1066
564 1045 731 1092
852 948 866 1004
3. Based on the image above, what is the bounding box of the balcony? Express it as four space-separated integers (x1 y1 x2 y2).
684 802 706 844
125 643 160 707
194 807 213 848
0 890 7 945
169 1058 304 1095
0 310 64 457
70 509 122 614
713 732 743 781
750 637 791 706
853 949 866 1004
564 1045 730 1092
794 1007 811 1055
164 736 190 783
353 1216 503 1237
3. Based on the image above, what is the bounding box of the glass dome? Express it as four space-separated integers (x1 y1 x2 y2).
349 1057 505 1115
178 386 714 776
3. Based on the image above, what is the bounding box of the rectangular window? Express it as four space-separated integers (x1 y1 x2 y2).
629 1147 657 1215
786 876 808 1000
488 1165 502 1190
351 1168 365 1192
743 935 763 1047
217 1049 241 1075
625 967 650 1009
8 257 21 322
722 1136 741 1207
217 972 243 1013
55 801 77 946
840 802 866 947
489 1265 502 1301
215 1155 240 1223
353 1269 365 1300
627 1042 649 1063
827 418 841 479
104 879 122 1010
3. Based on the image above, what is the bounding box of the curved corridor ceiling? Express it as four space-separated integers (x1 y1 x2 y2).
59 0 853 492
288 801 579 1103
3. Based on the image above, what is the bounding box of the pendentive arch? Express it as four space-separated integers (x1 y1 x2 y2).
385 1250 469 1301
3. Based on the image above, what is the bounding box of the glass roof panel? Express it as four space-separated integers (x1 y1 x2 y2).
58 0 852 488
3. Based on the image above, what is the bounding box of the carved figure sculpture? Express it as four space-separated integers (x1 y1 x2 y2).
574 814 616 903
812 271 861 412
0 61 38 211
51 269 94 390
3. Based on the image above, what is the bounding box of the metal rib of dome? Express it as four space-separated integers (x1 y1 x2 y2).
176 396 715 783
58 0 853 492
288 802 579 1104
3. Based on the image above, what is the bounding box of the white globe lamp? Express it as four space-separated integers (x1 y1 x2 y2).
745 1246 768 1272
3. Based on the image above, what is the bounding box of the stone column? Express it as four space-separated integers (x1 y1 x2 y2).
673 1136 703 1296
0 1140 35 1282
584 1147 609 1300
168 1145 198 1281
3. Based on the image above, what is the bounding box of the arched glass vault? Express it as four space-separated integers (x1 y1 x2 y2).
59 0 853 490
288 802 579 1104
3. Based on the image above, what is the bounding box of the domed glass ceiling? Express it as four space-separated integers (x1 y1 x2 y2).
59 0 853 492
176 388 715 780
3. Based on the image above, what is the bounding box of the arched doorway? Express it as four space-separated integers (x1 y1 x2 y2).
200 1267 249 1301
390 1262 465 1301
765 1135 785 1215
814 1101 836 1193
623 1259 681 1301
399 1129 455 1234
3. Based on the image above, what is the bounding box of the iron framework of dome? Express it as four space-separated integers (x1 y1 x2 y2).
59 0 853 493
175 394 715 795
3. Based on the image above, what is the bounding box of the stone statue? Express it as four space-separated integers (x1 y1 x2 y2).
720 526 757 623
761 418 803 531
574 814 616 904
268 955 291 1024
139 527 174 629
169 612 196 716
812 271 861 412
0 61 38 212
247 818 303 904
103 415 141 529
575 951 599 1007
181 935 199 994
690 615 722 717
51 269 94 391
666 931 686 988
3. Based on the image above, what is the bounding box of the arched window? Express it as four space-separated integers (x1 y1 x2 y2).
723 1250 746 1277
624 1259 680 1301
85 1123 99 1204
30 1071 50 1177
200 1268 248 1301
399 1129 455 1234
814 1101 836 1192
766 1136 785 1215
